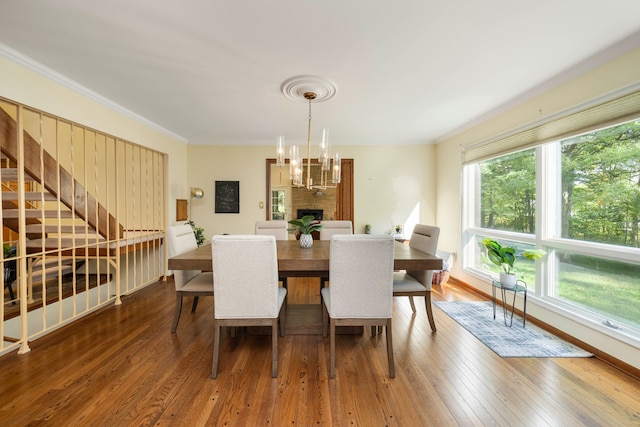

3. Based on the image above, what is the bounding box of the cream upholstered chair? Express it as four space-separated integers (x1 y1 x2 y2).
166 224 214 333
319 220 353 289
255 220 288 240
211 235 287 378
393 224 440 332
321 234 395 378
319 220 353 240
255 220 289 288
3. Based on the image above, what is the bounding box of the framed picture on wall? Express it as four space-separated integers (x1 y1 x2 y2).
215 180 240 213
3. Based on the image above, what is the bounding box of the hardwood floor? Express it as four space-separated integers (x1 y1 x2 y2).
1 277 639 426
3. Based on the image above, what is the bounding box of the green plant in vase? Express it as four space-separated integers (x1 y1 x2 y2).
482 238 546 287
287 215 323 248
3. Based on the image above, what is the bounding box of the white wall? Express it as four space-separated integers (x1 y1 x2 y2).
435 46 640 369
0 53 189 239
186 144 436 240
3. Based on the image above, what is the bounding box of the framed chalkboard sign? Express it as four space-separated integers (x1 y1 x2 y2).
215 181 240 213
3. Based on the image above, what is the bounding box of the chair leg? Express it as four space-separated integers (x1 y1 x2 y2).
272 318 278 378
322 299 329 337
408 296 417 313
425 292 437 332
211 322 221 379
279 302 286 337
171 293 183 333
191 296 199 313
330 318 336 378
385 319 395 378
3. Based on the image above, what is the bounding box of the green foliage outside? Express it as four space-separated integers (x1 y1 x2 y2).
561 121 640 247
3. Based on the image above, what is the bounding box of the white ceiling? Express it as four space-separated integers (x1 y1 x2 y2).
1 0 640 146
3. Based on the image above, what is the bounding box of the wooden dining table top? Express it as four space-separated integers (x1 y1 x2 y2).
167 240 442 276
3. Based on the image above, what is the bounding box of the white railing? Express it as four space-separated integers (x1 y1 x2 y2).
1 97 166 356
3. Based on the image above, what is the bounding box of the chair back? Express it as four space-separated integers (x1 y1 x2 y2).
329 234 394 318
211 235 280 319
167 224 201 290
255 220 288 240
407 224 440 287
319 220 353 240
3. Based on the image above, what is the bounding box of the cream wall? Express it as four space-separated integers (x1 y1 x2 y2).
0 53 189 236
187 144 436 240
435 47 640 369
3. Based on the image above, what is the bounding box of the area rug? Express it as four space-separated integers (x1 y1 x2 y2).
434 301 593 358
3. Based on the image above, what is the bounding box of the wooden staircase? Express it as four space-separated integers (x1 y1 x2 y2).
1 107 123 305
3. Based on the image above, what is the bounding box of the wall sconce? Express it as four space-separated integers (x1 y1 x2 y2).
190 187 204 219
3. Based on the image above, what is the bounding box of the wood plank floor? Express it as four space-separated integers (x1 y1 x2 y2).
1 277 639 426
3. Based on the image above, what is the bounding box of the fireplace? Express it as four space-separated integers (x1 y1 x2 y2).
297 209 323 220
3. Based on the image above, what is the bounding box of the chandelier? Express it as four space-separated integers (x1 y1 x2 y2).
276 76 341 190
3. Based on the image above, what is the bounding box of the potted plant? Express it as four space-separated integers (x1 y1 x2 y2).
482 238 546 288
287 215 323 248
186 220 205 247
364 224 372 234
3 244 17 303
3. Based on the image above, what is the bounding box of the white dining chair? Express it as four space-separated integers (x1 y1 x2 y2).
319 220 353 240
321 234 395 378
318 220 353 290
255 220 288 240
393 224 440 331
210 235 287 378
255 220 289 289
166 224 214 333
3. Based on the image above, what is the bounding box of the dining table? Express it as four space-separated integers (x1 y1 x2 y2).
168 239 442 334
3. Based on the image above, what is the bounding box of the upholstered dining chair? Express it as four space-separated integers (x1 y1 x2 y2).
210 235 287 378
255 220 289 289
393 224 440 332
318 220 353 290
321 234 395 378
255 220 288 240
319 220 353 240
166 224 214 333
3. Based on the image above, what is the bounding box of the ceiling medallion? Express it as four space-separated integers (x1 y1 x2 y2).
280 75 337 103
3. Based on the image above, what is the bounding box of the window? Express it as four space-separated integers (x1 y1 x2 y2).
271 190 285 220
463 117 640 338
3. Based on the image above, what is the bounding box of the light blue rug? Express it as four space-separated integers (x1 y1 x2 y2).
434 301 593 358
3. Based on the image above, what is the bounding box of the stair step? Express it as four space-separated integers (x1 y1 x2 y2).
3 209 74 219
31 257 76 271
2 192 58 201
1 169 36 182
25 225 96 234
30 264 74 278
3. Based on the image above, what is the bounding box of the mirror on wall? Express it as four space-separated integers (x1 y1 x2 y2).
265 158 353 222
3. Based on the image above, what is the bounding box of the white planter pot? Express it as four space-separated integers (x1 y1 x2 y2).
299 233 313 249
499 272 517 288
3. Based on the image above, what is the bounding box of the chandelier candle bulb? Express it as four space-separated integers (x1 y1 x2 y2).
276 135 285 166
332 152 341 183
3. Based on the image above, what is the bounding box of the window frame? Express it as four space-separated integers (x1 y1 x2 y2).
462 114 640 344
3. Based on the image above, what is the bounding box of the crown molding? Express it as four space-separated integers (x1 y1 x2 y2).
435 30 640 144
0 43 188 144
